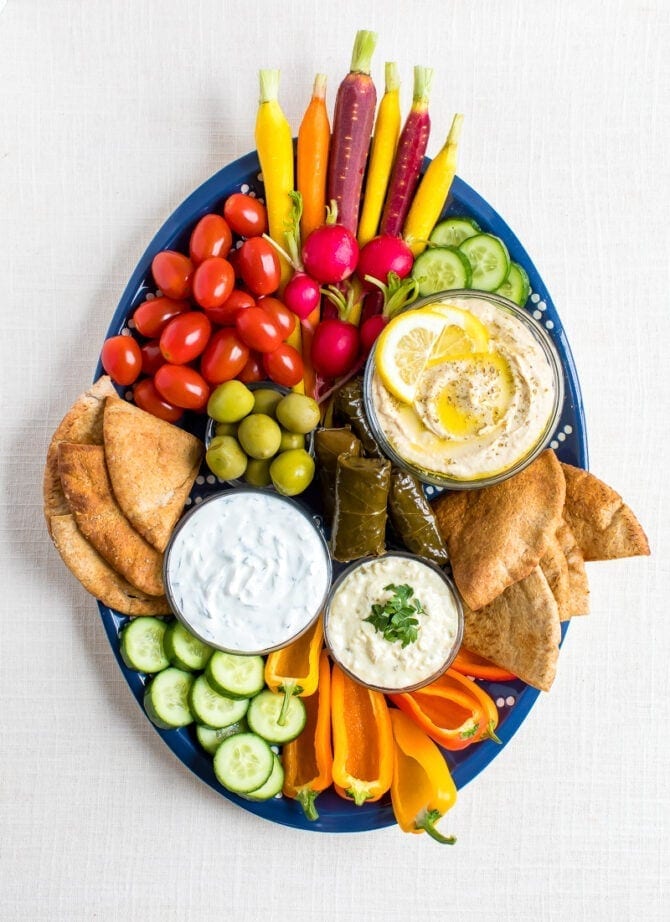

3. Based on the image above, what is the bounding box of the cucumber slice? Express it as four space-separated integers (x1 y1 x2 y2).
188 674 250 730
411 246 473 297
247 690 307 744
429 216 481 247
213 732 274 794
458 233 510 291
205 651 265 700
164 620 214 672
494 261 531 306
242 753 284 802
144 667 194 730
196 719 248 755
120 617 170 673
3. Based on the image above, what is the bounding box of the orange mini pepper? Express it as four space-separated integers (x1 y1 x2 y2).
282 651 333 821
264 617 323 726
451 647 517 682
331 664 394 806
389 709 457 844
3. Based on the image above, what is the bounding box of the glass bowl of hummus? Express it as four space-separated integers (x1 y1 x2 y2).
363 290 564 490
323 552 464 694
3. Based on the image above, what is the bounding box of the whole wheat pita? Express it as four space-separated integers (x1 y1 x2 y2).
539 529 571 620
556 520 590 618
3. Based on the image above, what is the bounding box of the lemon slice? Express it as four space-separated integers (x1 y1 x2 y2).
375 309 451 402
426 303 490 353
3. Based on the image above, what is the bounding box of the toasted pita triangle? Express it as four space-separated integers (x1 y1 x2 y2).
49 514 171 616
561 463 650 561
539 529 571 621
43 376 118 532
461 567 561 691
432 450 566 610
103 396 203 551
556 520 590 618
58 443 165 596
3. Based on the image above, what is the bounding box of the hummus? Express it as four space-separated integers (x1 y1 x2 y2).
325 554 462 691
369 295 559 482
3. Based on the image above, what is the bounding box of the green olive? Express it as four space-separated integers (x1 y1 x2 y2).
251 387 283 418
244 458 272 487
275 393 320 434
278 429 306 452
207 380 255 423
205 436 248 481
214 421 238 438
269 448 315 496
237 413 282 460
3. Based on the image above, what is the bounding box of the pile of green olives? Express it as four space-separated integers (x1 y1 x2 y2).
205 381 320 496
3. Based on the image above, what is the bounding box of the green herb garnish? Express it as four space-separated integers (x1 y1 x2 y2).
364 583 425 648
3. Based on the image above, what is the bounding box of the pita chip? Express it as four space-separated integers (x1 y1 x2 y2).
432 450 566 610
561 462 650 561
461 567 561 692
49 514 171 616
58 442 165 597
103 396 203 551
43 376 118 531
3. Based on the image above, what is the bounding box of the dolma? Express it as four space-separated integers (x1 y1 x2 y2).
331 453 391 562
333 378 382 458
314 427 362 522
388 467 449 566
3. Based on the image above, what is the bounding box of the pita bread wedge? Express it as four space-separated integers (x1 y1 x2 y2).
58 442 165 597
432 450 566 610
539 529 571 620
556 520 590 618
461 567 561 692
43 376 118 531
49 514 171 616
103 396 203 552
561 462 650 561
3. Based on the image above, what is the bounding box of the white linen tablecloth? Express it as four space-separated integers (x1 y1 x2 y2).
1 1 668 919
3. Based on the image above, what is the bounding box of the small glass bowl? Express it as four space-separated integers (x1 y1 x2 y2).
363 289 564 490
323 552 464 694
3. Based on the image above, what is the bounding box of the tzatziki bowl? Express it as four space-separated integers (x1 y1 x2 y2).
323 552 464 694
363 289 564 490
163 488 332 655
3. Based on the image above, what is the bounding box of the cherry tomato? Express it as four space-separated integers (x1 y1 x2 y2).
192 256 235 309
154 364 210 410
237 351 265 383
258 297 296 339
237 237 281 296
159 311 212 364
235 306 283 353
262 343 304 387
132 297 189 338
133 378 183 423
203 289 255 326
101 335 142 386
140 339 166 376
223 193 268 237
199 328 249 384
189 214 233 264
151 250 193 299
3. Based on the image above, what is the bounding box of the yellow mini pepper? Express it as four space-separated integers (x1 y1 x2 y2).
264 616 323 726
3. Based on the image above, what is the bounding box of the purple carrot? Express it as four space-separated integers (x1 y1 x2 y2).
327 30 378 235
379 65 433 237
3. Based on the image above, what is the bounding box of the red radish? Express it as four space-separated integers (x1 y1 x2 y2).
283 271 321 319
327 30 378 235
357 235 414 289
380 66 434 237
310 318 360 379
302 217 359 284
360 314 388 354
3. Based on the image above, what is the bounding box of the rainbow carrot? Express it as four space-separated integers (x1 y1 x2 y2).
298 73 331 242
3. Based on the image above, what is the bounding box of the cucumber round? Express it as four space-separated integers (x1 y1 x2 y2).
246 689 307 744
494 261 531 306
213 732 274 794
241 753 284 802
144 667 194 730
164 619 214 672
188 674 250 730
429 216 481 248
120 617 169 673
205 651 265 700
411 246 473 297
196 719 248 755
458 233 510 291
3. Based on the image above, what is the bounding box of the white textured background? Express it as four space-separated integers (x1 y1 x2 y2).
1 1 668 920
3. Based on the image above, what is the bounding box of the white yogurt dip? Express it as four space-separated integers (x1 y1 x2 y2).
325 554 462 691
164 490 331 653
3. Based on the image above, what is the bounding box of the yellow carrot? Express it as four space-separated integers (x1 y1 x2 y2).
298 73 331 242
402 113 464 256
357 62 401 247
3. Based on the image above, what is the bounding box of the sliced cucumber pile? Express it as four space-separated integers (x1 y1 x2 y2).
412 217 531 306
118 616 301 803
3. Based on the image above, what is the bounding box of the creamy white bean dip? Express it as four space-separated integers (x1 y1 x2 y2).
165 491 330 653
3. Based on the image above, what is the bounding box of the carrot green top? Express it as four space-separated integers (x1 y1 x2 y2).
258 68 280 104
412 65 434 105
384 61 400 93
350 29 378 75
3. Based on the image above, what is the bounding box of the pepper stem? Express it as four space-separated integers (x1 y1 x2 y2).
347 785 371 807
297 788 320 822
277 680 298 726
416 809 457 845
486 720 502 744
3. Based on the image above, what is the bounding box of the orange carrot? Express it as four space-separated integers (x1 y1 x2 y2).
298 73 331 242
